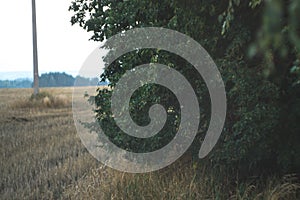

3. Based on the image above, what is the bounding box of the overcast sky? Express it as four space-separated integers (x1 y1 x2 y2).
0 0 103 74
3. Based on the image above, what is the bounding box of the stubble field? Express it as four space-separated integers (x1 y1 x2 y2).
0 87 100 199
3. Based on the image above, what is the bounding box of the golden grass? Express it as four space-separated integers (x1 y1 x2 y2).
0 87 99 199
0 87 299 199
9 88 71 109
230 174 300 200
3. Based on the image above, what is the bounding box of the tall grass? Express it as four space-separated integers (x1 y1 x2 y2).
63 160 299 200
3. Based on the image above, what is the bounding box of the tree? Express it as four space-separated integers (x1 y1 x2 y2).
69 0 300 174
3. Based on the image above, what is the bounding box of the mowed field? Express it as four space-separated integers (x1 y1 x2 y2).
0 87 100 199
0 87 299 199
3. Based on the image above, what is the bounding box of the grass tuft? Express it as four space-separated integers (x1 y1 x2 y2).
11 90 70 109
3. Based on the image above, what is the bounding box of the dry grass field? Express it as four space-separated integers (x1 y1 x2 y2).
0 87 100 199
0 87 299 199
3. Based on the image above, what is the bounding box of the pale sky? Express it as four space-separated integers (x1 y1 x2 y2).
0 0 103 75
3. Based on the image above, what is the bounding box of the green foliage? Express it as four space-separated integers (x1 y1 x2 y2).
211 61 281 172
70 0 300 175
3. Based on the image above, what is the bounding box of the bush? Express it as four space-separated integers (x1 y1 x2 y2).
208 64 280 173
94 58 300 176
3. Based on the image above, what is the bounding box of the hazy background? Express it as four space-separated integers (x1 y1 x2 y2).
0 0 100 79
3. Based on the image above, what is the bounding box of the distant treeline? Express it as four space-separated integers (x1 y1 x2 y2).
0 79 32 88
0 72 107 88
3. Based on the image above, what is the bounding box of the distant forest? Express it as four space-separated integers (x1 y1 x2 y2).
0 79 32 88
0 72 107 88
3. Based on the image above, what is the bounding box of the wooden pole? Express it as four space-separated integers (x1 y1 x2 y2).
32 0 39 95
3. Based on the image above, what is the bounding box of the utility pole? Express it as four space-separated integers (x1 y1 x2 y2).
32 0 39 95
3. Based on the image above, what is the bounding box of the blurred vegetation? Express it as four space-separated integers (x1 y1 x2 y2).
39 72 75 87
0 72 104 88
69 0 300 180
40 72 102 87
0 79 32 88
